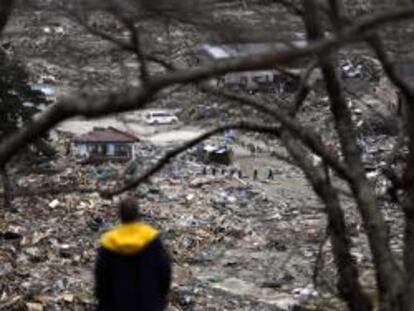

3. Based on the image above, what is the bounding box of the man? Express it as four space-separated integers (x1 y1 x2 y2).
95 197 172 311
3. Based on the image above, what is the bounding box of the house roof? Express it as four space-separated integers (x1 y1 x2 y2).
74 127 139 143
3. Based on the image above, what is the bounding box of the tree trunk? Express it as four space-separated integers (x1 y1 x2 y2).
320 56 403 310
240 0 248 10
1 165 12 210
322 184 373 311
402 100 414 311
284 135 372 311
301 1 403 309
0 0 14 37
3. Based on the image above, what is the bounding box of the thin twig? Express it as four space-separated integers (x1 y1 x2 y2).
109 6 150 83
312 228 331 289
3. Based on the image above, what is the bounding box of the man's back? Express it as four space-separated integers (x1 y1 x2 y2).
95 222 172 311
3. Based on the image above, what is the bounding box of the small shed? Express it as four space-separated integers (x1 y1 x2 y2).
72 127 139 162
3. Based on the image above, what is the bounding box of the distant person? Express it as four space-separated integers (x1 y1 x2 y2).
95 197 172 311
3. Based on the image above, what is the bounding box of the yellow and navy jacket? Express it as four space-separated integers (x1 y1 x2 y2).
95 223 172 311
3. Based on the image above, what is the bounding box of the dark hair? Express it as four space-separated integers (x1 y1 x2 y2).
118 197 139 223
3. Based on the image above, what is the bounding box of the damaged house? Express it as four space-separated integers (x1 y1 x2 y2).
72 127 139 162
191 42 317 92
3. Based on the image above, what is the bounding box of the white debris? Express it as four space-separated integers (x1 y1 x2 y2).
185 194 195 202
293 284 319 304
55 26 65 36
48 199 60 209
366 170 379 180
311 154 322 166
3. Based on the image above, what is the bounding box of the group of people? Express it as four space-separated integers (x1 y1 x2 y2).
95 197 172 311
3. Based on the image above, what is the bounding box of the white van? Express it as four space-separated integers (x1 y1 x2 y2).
144 111 179 125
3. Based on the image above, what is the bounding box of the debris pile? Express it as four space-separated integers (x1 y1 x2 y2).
0 128 405 311
338 55 381 82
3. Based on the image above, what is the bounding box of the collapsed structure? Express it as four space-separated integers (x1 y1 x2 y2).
190 41 318 92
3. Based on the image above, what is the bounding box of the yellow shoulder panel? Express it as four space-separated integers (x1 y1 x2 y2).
100 223 159 255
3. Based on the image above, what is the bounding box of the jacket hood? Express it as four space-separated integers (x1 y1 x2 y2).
100 223 159 255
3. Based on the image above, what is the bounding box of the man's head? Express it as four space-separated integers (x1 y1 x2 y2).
118 197 139 223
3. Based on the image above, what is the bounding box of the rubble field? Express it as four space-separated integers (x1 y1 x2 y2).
0 125 405 311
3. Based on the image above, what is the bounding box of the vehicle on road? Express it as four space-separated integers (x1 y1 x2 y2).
144 111 179 125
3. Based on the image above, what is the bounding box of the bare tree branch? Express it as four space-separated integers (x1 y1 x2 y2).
270 33 373 308
273 0 303 16
303 1 403 309
327 0 346 29
369 37 414 102
312 228 330 289
0 37 355 166
64 8 135 52
290 61 317 117
65 9 174 72
0 0 14 37
363 16 414 310
123 19 149 82
106 2 151 82
284 130 373 310
323 1 409 203
206 86 352 182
